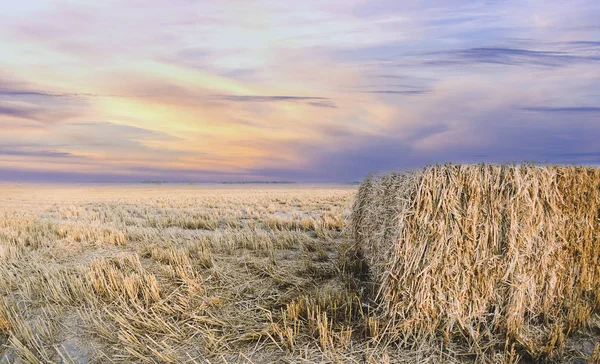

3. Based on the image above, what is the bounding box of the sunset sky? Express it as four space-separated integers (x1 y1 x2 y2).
1 1 599 182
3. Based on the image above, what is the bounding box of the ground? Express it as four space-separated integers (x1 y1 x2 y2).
0 184 598 363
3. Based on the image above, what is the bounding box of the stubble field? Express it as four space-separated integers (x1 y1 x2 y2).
0 183 374 363
0 183 598 364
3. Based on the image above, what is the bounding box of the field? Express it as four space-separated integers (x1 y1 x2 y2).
0 183 598 363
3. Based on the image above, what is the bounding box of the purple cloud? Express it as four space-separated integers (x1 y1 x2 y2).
521 107 600 113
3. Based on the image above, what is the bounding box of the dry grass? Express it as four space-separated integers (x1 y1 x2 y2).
352 164 600 362
0 183 387 363
1 176 597 363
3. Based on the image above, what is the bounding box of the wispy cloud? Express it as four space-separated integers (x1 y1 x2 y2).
420 47 600 67
0 101 83 125
0 148 74 158
0 104 38 120
0 88 97 98
360 90 430 95
212 95 328 102
521 106 600 113
307 101 338 108
209 94 334 106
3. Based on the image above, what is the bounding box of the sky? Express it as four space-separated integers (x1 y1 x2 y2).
1 0 599 182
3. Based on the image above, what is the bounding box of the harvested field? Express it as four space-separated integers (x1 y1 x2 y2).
352 164 600 362
0 183 376 363
0 177 598 363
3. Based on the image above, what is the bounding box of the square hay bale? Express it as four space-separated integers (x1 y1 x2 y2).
352 164 600 360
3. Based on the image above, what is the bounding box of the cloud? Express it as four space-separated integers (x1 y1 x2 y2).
211 94 331 102
521 106 600 113
0 168 103 183
243 123 452 181
307 101 338 108
0 82 91 125
422 47 600 67
246 136 418 181
65 122 182 139
563 41 600 48
0 88 97 98
0 164 251 183
0 148 75 158
55 122 183 154
0 101 82 125
202 94 339 109
361 90 430 95
0 104 38 120
213 95 327 102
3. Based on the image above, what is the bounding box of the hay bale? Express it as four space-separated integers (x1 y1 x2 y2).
352 164 600 359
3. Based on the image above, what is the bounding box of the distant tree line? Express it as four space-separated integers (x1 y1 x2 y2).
220 181 297 184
